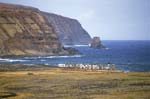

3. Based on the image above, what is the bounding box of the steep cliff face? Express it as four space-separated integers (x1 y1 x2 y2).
43 13 91 45
0 3 71 56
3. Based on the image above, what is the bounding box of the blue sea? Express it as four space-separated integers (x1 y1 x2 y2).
0 40 150 72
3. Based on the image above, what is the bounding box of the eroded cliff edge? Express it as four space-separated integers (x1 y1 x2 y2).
43 12 91 45
0 3 77 56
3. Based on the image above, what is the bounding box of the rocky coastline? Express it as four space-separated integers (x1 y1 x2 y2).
0 3 86 57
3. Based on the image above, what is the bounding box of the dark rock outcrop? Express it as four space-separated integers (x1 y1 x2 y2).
0 3 78 56
90 37 105 48
43 12 91 45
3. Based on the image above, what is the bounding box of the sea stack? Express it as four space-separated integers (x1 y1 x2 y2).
90 37 105 48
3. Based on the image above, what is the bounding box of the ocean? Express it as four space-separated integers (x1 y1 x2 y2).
0 40 150 72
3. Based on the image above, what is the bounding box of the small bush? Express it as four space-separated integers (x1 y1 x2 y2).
27 72 34 75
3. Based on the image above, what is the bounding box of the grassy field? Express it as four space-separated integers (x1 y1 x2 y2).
0 65 150 99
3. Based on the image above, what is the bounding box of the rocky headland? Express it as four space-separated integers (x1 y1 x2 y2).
0 3 84 57
43 12 91 45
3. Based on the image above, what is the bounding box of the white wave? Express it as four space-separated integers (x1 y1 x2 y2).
24 57 38 59
45 55 83 58
23 64 34 66
44 63 49 65
24 56 44 59
0 58 27 62
105 48 109 50
73 45 89 47
40 59 46 61
64 45 89 47
7 55 83 61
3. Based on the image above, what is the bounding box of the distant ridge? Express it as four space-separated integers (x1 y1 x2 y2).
43 12 91 45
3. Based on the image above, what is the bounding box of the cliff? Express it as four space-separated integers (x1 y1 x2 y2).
0 3 76 56
43 12 91 45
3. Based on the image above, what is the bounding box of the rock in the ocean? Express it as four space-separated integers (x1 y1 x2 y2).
90 37 105 48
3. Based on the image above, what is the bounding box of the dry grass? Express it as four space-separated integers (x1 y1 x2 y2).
0 67 150 99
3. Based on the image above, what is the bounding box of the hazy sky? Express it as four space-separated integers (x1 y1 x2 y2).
0 0 149 40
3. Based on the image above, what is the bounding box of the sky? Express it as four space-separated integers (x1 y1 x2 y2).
0 0 149 40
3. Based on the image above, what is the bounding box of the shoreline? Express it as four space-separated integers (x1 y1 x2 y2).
0 64 149 73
